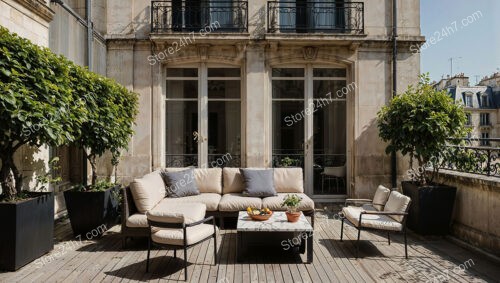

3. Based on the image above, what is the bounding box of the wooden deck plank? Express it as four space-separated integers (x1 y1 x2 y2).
0 211 498 283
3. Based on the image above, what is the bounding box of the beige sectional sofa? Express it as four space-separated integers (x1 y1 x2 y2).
121 167 315 245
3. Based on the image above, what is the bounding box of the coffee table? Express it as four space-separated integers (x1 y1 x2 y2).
236 211 313 263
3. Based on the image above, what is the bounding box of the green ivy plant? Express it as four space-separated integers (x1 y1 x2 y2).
0 27 86 200
377 73 469 185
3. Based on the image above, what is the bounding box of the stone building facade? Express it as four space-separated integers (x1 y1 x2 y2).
2 0 424 201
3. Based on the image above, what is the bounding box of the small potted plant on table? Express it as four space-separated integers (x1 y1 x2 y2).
281 194 302 222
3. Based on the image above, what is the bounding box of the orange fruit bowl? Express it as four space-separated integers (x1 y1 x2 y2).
246 207 273 221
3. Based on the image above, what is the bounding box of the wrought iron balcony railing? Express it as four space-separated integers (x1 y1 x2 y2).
151 1 248 33
267 1 364 34
439 138 500 177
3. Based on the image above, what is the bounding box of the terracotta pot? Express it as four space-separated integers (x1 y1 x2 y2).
286 211 301 223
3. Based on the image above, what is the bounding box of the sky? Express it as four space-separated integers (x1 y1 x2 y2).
420 0 500 84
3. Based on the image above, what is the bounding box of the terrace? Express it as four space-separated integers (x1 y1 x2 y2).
1 207 499 282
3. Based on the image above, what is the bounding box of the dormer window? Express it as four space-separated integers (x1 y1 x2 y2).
481 94 489 107
465 95 473 107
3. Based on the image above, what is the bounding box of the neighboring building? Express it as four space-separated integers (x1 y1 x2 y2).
434 73 500 144
2 0 425 202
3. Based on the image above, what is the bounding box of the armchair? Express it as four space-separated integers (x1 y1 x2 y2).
145 203 218 281
340 190 411 259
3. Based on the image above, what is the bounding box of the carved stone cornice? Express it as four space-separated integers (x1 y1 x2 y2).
16 0 54 22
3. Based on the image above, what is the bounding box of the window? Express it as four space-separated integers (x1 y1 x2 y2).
465 113 472 125
481 132 490 146
465 95 473 107
480 113 490 126
165 66 241 167
481 94 489 107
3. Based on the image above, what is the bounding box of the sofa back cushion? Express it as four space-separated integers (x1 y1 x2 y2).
194 168 222 194
372 185 391 211
273 167 304 193
223 167 245 194
162 167 222 194
384 191 411 222
130 170 165 213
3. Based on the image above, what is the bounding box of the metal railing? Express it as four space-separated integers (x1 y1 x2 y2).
440 138 500 177
151 1 248 33
267 1 364 34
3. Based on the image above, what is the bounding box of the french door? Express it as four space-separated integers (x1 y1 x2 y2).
165 65 242 168
272 66 347 197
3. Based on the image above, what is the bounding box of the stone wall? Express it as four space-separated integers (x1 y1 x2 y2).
435 170 500 257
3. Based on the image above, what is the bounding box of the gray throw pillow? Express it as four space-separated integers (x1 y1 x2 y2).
239 168 277 197
160 168 200 198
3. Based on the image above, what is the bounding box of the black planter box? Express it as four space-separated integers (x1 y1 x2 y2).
0 192 54 271
402 181 457 235
64 185 120 237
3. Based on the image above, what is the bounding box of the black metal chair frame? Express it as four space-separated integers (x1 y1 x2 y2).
146 216 218 281
340 199 412 259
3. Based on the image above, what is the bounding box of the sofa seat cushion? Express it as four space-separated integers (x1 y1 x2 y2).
262 193 315 211
157 193 221 211
342 206 403 231
148 203 206 224
126 213 148 228
152 224 217 246
222 168 245 194
273 168 304 193
218 193 262 211
130 170 166 213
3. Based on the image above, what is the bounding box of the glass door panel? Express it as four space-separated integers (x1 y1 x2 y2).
272 101 305 167
165 101 199 167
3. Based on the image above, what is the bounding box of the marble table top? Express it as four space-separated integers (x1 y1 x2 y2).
237 211 313 232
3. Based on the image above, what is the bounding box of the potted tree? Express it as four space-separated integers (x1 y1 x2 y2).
377 74 469 235
281 194 303 222
0 27 85 270
64 69 138 237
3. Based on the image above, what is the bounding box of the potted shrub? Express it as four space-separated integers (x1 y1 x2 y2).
281 194 303 222
377 74 469 235
64 68 138 237
0 27 86 270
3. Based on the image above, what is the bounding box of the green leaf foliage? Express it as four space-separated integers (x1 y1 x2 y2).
377 73 469 184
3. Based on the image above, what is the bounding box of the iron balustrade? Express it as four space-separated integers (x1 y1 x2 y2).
439 138 500 177
151 1 248 33
267 1 364 34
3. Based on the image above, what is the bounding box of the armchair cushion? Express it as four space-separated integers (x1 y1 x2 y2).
273 168 304 193
130 171 166 213
383 191 411 222
372 185 391 211
342 206 403 231
147 203 206 224
152 224 217 246
161 168 200 198
240 168 277 197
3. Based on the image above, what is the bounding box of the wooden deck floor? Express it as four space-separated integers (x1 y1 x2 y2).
1 208 499 283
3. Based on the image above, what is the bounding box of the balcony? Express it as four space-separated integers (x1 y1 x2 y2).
151 1 248 33
267 1 364 34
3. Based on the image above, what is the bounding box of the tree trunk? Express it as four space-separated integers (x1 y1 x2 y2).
0 155 18 200
90 156 97 186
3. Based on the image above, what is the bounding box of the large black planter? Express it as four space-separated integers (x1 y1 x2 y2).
0 192 54 271
402 181 457 235
64 185 120 237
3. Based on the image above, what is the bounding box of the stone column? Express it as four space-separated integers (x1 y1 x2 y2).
244 44 268 167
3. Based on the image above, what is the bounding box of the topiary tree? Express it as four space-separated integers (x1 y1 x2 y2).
75 73 138 188
0 27 86 200
377 74 469 185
